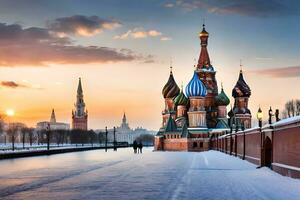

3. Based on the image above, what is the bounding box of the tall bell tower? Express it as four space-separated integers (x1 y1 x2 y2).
72 78 88 130
196 24 219 128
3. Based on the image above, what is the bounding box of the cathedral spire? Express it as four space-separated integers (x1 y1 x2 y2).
77 77 83 95
197 23 211 69
50 109 56 123
122 112 127 124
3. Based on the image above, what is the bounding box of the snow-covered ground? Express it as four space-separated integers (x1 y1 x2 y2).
0 143 113 154
0 148 299 200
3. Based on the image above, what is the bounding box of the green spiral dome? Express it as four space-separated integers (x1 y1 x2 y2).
215 88 230 106
174 89 189 106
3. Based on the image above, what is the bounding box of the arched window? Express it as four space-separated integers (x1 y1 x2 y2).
200 142 203 148
193 142 198 148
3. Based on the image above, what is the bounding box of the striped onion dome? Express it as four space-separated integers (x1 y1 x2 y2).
174 86 189 106
162 70 180 98
185 71 207 97
215 87 230 106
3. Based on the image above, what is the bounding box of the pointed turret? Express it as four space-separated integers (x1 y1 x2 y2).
198 24 211 69
122 112 127 124
165 115 177 132
77 78 83 95
50 109 56 123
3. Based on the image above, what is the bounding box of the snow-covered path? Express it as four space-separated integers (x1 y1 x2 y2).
0 148 300 200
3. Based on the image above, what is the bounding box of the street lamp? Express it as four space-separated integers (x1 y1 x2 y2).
113 126 117 151
268 106 273 125
105 126 108 152
275 109 280 122
257 107 263 128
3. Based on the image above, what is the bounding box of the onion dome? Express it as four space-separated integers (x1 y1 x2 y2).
162 68 180 98
199 24 209 37
174 86 189 106
185 71 207 97
215 86 230 106
232 70 251 98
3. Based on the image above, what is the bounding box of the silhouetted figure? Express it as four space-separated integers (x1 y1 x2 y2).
133 140 138 154
275 109 281 122
138 142 143 154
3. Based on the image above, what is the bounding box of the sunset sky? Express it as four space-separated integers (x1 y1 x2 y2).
0 0 299 130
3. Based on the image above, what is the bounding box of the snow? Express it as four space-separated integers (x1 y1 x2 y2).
272 115 300 128
0 148 300 200
0 143 113 154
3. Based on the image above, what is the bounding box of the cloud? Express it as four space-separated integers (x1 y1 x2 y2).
0 22 149 66
169 0 299 17
114 28 171 41
114 28 163 39
250 66 300 78
160 36 172 41
47 15 121 37
164 3 175 8
1 81 28 88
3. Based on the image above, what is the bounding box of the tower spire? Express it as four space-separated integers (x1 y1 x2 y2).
77 77 83 95
198 23 210 69
50 109 56 123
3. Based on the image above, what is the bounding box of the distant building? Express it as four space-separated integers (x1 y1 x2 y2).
72 78 88 130
36 109 70 130
98 113 155 145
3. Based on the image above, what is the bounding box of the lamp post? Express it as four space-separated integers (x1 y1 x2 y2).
105 126 108 152
46 123 50 151
257 106 263 168
257 107 263 128
113 126 117 151
268 106 273 125
275 109 280 122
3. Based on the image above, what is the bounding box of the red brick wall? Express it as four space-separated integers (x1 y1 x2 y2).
163 138 188 151
187 139 209 152
154 137 163 151
273 125 300 178
244 131 261 165
236 134 244 158
72 116 88 130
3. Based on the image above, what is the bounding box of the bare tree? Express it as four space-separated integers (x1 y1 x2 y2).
7 125 18 151
284 99 300 118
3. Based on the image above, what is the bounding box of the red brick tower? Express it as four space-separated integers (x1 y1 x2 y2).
72 78 88 130
196 24 219 128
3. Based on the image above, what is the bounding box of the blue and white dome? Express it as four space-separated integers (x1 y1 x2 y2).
185 71 207 97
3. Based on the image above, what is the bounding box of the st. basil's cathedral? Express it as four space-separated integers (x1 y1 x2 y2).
155 24 252 151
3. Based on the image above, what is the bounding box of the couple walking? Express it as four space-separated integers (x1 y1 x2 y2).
133 140 143 154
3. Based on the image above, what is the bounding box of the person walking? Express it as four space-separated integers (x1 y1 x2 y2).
133 140 138 154
138 142 143 154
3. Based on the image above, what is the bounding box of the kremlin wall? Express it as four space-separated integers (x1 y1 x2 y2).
154 24 300 179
